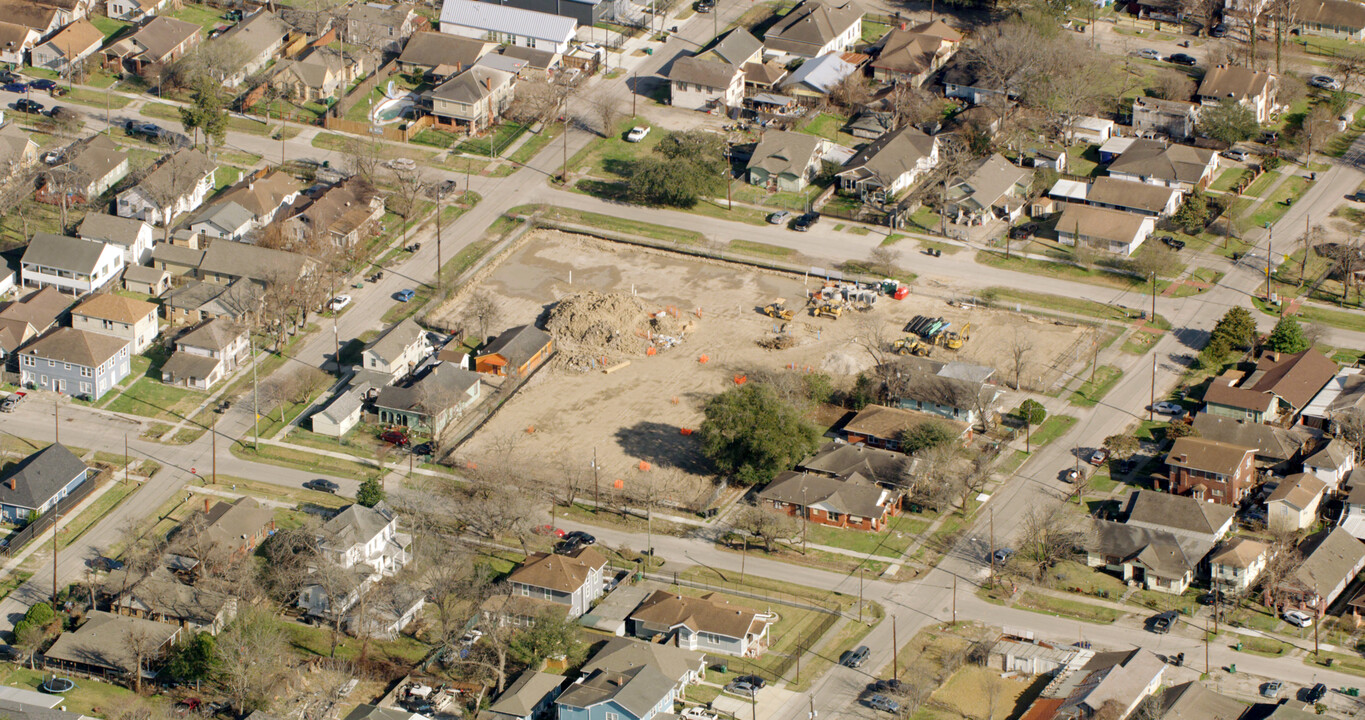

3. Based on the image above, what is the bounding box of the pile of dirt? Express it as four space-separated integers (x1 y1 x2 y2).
546 291 689 369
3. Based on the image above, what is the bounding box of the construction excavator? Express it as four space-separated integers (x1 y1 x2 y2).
762 298 794 321
893 336 931 356
937 322 971 350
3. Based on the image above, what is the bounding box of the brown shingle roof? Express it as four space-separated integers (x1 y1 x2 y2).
630 590 767 640
1198 64 1274 103
22 327 127 367
1267 472 1327 510
1244 349 1339 410
764 0 862 56
71 293 156 324
669 55 739 88
843 404 967 441
1290 527 1365 597
41 18 101 60
757 470 895 519
1166 436 1254 476
508 549 606 593
1208 536 1268 569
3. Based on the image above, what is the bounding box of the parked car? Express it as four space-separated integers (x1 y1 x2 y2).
793 212 819 231
556 537 583 554
1262 681 1283 698
1210 22 1228 36
865 695 900 714
13 98 42 114
1089 448 1109 465
1150 610 1178 633
1008 223 1038 240
564 530 596 545
767 210 791 225
1063 467 1084 483
869 679 901 694
1152 401 1184 415
1116 459 1136 475
534 525 566 537
1161 236 1186 250
304 479 339 493
992 548 1014 563
0 72 19 84
411 442 433 456
379 428 410 446
175 699 201 717
840 645 870 668
626 126 651 142
1167 53 1198 66
1307 683 1328 703
395 288 416 302
0 391 25 413
1137 48 1161 59
1310 75 1342 90
724 681 757 698
125 120 166 141
1284 610 1314 628
695 0 714 11
733 675 766 689
29 78 55 91
328 294 352 312
87 556 124 571
1198 590 1225 605
1222 149 1249 162
2 81 27 93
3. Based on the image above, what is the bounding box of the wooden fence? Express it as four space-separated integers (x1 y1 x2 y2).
322 113 434 143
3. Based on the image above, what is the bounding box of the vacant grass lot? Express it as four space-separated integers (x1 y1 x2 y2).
104 377 205 424
803 512 933 558
528 205 705 245
1069 365 1123 407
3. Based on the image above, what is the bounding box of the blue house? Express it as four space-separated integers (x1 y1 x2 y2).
555 665 676 720
0 444 89 523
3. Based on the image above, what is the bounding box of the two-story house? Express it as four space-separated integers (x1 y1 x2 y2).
505 548 607 619
426 64 516 133
160 318 249 391
21 233 125 295
1304 438 1355 491
555 665 676 720
1209 537 1270 593
762 0 861 58
70 293 159 353
438 0 576 55
1339 472 1365 539
1266 473 1328 534
0 286 69 361
285 176 385 247
213 10 290 87
870 19 961 86
1190 413 1308 475
835 126 939 204
1161 436 1257 505
188 169 301 241
668 56 744 112
757 470 900 531
20 327 131 400
361 317 430 383
0 443 88 523
1275 527 1365 617
628 591 774 657
299 503 412 618
345 1 419 52
0 21 40 65
77 213 153 266
193 496 276 566
1196 65 1279 124
1204 349 1339 425
116 149 216 227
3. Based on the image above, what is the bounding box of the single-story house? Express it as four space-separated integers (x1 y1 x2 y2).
1124 489 1235 544
1274 527 1365 617
30 18 101 72
757 470 900 531
1297 0 1365 39
110 567 237 634
104 14 199 72
0 443 88 523
116 148 216 227
1190 412 1308 474
870 19 961 87
1085 519 1211 595
1203 349 1338 424
44 611 180 682
36 135 130 208
474 324 553 378
835 125 938 204
778 52 858 98
943 153 1031 224
484 671 566 720
1106 139 1218 191
746 130 829 193
1054 203 1156 256
1209 536 1270 593
0 21 39 65
1132 96 1201 141
1304 438 1355 490
842 403 969 451
438 0 576 55
396 31 493 79
311 383 370 438
122 265 171 296
628 590 773 657
285 176 385 247
374 363 483 435
213 9 290 87
0 123 38 180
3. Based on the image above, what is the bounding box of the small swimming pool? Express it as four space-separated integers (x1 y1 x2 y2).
371 94 415 125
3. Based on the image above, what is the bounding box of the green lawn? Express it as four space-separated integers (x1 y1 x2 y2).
529 205 704 245
0 667 147 716
1069 365 1123 407
1121 328 1163 355
976 251 1148 291
1209 167 1248 192
104 377 206 424
566 115 663 176
979 586 1121 624
284 617 431 664
797 112 857 145
88 14 131 38
1243 170 1281 197
140 102 269 136
454 122 526 157
1246 175 1311 229
982 287 1170 329
802 512 933 558
1029 415 1078 448
170 2 231 34
729 238 795 259
230 442 378 480
506 123 563 165
57 480 139 550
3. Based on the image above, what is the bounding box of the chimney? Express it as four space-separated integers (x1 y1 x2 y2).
205 497 211 514
1179 454 1188 464
6 477 13 491
1267 350 1279 362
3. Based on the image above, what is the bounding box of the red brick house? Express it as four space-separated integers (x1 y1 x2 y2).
1161 437 1257 505
756 470 900 531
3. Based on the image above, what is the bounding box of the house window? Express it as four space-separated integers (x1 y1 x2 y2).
605 713 620 720
80 367 91 378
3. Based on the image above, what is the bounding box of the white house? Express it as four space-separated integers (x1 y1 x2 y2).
762 0 861 59
116 149 216 226
106 0 167 21
299 503 412 618
628 590 774 657
668 56 744 112
21 233 125 296
76 213 153 265
70 293 159 354
835 126 938 204
1266 473 1328 534
1196 65 1279 124
1209 537 1269 592
1304 438 1355 490
1055 203 1156 256
438 0 576 54
160 318 249 391
360 317 431 383
505 549 608 619
0 21 39 65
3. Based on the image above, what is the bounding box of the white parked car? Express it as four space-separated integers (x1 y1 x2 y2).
1283 610 1313 628
328 295 352 312
1137 48 1161 60
626 126 650 142
1152 401 1184 415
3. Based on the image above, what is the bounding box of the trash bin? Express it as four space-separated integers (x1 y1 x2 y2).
1229 664 1236 673
717 662 728 673
1236 642 1243 652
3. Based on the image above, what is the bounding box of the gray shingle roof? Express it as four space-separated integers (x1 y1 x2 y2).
178 317 245 352
398 30 489 70
708 27 762 65
581 637 704 686
668 55 739 89
488 671 566 718
1125 489 1234 537
1190 412 1306 463
127 15 200 61
1087 519 1209 581
43 611 179 676
1107 139 1214 185
134 148 216 206
0 443 86 512
319 503 395 551
757 470 893 519
837 125 935 187
217 9 290 64
747 130 824 179
199 241 309 283
367 317 426 366
78 212 147 248
428 64 513 104
1291 527 1365 597
374 363 481 414
480 324 552 368
555 666 675 718
22 327 128 368
22 232 112 274
764 0 861 55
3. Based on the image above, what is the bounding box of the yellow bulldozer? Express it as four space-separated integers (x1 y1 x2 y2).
937 322 970 350
811 301 843 320
893 337 931 356
762 298 794 321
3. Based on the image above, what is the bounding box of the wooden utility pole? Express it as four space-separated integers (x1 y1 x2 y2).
989 508 995 584
211 412 216 484
892 616 899 680
435 183 444 288
51 507 59 604
1205 619 1210 673
952 576 957 625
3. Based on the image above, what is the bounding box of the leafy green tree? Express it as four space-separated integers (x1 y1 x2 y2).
1211 307 1257 350
1166 421 1200 439
507 611 583 667
356 478 385 508
900 420 959 453
848 373 875 410
654 130 727 173
627 157 723 208
24 603 53 627
165 631 218 684
1102 434 1140 459
1200 331 1234 369
179 76 229 149
700 384 821 486
1198 100 1260 144
803 373 834 405
1172 192 1210 234
1266 315 1310 354
1016 399 1047 427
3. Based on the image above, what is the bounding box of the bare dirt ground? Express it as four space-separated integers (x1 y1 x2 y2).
442 231 1094 508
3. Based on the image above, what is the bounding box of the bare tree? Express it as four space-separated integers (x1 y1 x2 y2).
1182 0 1223 34
126 625 164 693
507 77 569 126
465 294 502 344
885 83 939 130
1301 104 1336 164
590 89 625 138
827 73 872 112
343 134 382 183
216 605 292 714
961 21 1048 122
1149 68 1196 101
1334 47 1365 92
907 444 966 511
1269 0 1300 72
1008 330 1032 390
1023 37 1113 143
390 168 428 247
1018 504 1085 582
731 506 801 552
865 246 901 276
1260 537 1303 613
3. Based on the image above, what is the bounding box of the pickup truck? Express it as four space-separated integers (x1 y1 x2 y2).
0 391 25 413
1150 610 1178 634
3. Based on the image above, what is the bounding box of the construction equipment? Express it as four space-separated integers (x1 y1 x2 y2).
762 298 794 321
811 301 843 319
938 322 970 350
893 337 931 356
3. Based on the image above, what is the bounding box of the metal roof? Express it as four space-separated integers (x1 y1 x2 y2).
438 0 576 43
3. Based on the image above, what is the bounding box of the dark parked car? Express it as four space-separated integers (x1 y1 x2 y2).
304 479 340 493
1167 53 1198 66
1008 223 1038 240
126 121 168 141
793 212 819 231
411 442 433 456
564 530 596 546
840 645 870 668
87 556 124 571
734 675 766 689
556 537 583 555
2 82 27 93
1307 683 1328 703
1210 22 1228 36
1151 610 1179 634
29 79 55 91
1161 236 1187 250
13 98 42 114
869 678 901 694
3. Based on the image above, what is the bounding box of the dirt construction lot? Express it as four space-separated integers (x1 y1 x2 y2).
445 231 1094 508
